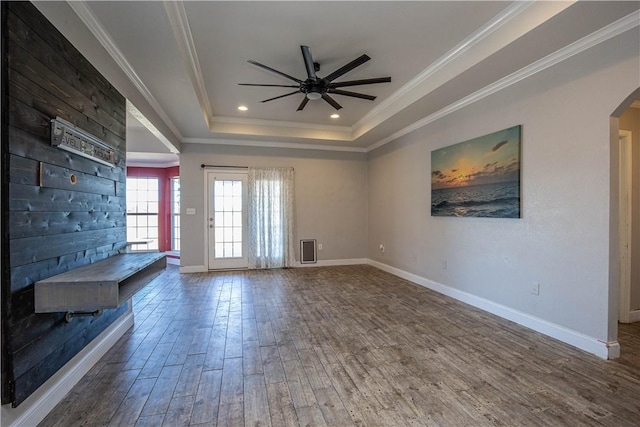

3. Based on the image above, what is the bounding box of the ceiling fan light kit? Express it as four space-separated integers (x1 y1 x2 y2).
239 45 391 111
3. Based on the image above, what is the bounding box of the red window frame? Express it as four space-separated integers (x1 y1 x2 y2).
127 166 179 253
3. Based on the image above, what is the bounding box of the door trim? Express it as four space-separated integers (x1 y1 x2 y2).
619 130 632 323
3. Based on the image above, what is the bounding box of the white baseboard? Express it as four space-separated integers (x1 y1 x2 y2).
367 259 618 360
628 309 640 323
607 341 621 359
181 259 368 272
166 257 180 266
179 265 207 273
1 311 134 427
295 258 368 268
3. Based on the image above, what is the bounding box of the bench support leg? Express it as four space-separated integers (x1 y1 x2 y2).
65 309 103 323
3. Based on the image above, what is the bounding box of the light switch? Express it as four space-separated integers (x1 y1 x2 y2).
186 208 196 215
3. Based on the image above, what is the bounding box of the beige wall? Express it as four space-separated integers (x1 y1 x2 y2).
620 106 640 310
367 29 639 343
179 144 368 268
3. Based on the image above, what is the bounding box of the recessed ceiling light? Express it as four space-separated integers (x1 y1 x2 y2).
330 114 340 119
238 105 248 111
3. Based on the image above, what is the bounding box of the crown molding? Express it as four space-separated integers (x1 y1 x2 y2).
183 137 367 153
366 9 640 152
164 1 214 130
126 151 179 168
126 158 180 168
209 116 353 142
352 1 540 139
211 115 350 133
67 0 183 141
127 101 180 154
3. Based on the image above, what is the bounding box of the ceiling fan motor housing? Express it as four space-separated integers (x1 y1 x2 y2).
302 79 329 100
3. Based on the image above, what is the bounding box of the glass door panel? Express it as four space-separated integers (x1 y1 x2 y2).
207 172 248 269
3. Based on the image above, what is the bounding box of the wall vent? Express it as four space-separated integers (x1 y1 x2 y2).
300 239 317 264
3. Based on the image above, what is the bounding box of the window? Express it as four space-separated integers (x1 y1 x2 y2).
171 177 180 251
213 179 243 258
126 177 159 251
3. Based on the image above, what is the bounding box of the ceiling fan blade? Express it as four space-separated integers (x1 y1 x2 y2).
328 89 376 101
248 60 302 84
261 90 300 103
297 97 309 111
330 77 391 88
239 83 300 88
300 46 317 81
324 54 370 82
322 94 342 110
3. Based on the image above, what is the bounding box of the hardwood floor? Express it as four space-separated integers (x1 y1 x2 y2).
39 265 640 426
618 322 640 371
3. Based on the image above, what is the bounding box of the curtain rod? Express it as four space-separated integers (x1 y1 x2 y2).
200 164 294 171
201 164 248 169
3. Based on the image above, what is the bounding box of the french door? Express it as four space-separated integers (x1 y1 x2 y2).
207 171 248 269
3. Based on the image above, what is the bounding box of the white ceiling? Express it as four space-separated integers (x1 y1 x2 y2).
53 1 640 155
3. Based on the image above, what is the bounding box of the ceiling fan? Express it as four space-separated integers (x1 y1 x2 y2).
239 45 391 111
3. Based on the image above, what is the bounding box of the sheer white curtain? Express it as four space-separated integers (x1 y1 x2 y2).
247 167 295 269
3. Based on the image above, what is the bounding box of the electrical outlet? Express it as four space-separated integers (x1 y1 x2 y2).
318 243 323 251
531 282 540 296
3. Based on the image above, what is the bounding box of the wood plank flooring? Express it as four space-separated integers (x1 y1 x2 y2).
39 265 640 426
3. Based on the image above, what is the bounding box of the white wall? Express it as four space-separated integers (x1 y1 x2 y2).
619 107 640 311
367 29 639 345
179 143 368 269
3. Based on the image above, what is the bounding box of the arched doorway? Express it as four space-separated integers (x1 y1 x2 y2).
610 88 640 364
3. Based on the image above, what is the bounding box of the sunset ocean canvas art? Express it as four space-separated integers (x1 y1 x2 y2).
431 125 521 218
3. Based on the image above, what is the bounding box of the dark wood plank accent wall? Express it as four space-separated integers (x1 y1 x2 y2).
1 0 12 408
1 2 129 407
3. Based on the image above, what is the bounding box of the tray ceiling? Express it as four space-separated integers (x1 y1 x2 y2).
35 1 640 153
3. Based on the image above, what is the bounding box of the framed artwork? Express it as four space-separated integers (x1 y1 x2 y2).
431 125 521 218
